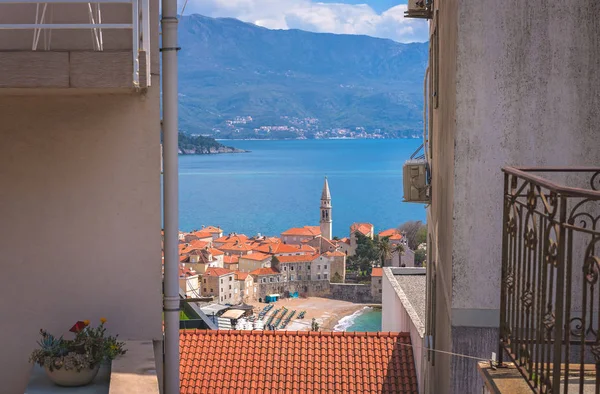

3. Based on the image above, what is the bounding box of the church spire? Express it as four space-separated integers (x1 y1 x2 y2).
320 176 332 240
321 176 331 201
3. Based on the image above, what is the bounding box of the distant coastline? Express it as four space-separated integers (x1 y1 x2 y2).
215 136 421 141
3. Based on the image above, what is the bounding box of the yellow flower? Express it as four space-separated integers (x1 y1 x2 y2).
83 320 90 326
100 317 107 324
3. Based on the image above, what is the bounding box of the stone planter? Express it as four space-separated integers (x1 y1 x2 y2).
44 364 100 387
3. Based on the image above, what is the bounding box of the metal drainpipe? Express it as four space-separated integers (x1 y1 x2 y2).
161 0 179 391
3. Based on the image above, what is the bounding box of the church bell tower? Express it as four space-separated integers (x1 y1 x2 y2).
320 177 332 240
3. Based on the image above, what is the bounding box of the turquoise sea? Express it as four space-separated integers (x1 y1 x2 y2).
334 307 382 332
179 139 426 237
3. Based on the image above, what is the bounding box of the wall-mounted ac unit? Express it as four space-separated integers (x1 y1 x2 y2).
405 0 432 19
403 159 430 203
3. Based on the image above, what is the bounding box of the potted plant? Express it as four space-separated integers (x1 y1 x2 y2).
29 318 127 387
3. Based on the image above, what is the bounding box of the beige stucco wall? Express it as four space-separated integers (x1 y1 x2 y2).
427 0 600 393
0 2 161 391
0 90 162 392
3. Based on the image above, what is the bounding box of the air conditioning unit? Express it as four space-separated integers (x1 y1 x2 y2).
403 159 430 203
408 0 427 11
405 0 432 19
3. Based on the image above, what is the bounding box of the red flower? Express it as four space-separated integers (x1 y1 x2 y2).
69 321 88 333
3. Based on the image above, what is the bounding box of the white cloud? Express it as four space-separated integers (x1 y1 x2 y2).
179 0 429 43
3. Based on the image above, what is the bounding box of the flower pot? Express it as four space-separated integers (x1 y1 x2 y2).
44 364 100 387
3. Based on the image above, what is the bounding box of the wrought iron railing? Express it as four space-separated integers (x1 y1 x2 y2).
499 167 600 392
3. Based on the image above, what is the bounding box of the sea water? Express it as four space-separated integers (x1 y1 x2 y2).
334 307 382 332
178 139 426 236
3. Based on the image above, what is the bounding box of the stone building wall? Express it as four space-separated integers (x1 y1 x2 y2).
328 283 377 304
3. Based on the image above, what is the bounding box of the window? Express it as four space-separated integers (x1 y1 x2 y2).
324 265 327 269
204 288 207 293
221 296 223 301
220 279 223 284
324 274 328 279
203 279 206 283
262 278 266 283
318 265 321 270
379 289 382 293
291 266 294 271
229 285 232 290
307 265 310 270
229 277 232 281
220 288 223 293
229 294 231 298
270 278 273 283
379 279 382 284
210 288 213 293
284 266 287 271
317 274 321 280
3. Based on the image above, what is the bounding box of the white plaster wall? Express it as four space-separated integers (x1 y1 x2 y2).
451 0 600 313
0 90 161 392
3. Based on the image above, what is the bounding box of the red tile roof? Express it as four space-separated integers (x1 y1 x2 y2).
324 251 346 257
234 271 249 280
219 242 254 252
203 226 223 234
277 254 320 263
191 231 213 239
249 267 280 276
203 267 233 277
207 248 224 256
371 268 383 277
180 330 418 393
223 255 239 264
238 252 272 261
379 228 400 237
281 226 322 236
214 234 248 244
351 222 374 236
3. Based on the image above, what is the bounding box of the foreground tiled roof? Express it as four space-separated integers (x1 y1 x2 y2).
180 330 418 393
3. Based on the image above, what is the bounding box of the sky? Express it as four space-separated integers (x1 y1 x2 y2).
179 0 429 43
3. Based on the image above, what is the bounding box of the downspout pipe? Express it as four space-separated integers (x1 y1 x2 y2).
161 0 179 392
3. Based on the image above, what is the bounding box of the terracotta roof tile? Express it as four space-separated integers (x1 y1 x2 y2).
180 330 418 393
351 222 374 236
324 251 346 257
204 267 233 277
277 254 320 263
238 252 271 261
371 268 383 277
223 255 239 264
249 267 280 276
379 228 401 238
281 226 322 236
234 271 249 280
207 248 224 256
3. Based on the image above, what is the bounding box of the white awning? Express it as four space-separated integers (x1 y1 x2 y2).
220 309 245 320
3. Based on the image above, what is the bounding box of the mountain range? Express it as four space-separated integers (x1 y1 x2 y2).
178 14 428 139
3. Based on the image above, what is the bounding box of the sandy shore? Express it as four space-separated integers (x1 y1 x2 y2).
247 297 369 331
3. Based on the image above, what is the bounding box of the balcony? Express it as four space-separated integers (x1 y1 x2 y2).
479 167 600 393
0 0 151 91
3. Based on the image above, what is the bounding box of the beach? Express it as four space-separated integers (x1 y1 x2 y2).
247 297 372 332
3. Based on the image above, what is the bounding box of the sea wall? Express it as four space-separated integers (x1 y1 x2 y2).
328 283 378 304
256 280 330 300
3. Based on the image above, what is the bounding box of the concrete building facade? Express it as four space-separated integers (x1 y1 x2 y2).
421 1 600 393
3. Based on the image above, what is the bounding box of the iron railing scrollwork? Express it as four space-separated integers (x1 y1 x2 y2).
499 167 600 393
